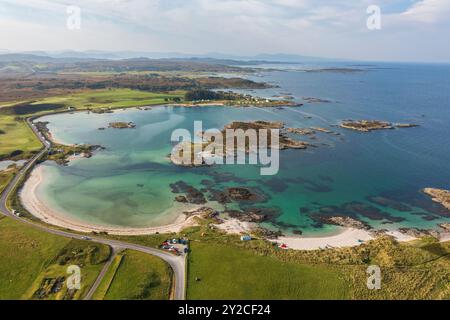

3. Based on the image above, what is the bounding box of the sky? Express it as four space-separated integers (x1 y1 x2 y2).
0 0 449 62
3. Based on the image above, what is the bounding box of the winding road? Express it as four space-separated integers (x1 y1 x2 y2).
0 119 186 300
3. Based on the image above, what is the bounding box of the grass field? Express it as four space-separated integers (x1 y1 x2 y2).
185 233 450 300
0 115 41 159
25 89 184 111
94 249 172 300
0 167 17 193
0 217 110 300
187 242 349 300
91 254 124 300
0 89 183 159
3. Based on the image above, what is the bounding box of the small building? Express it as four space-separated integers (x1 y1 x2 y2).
240 235 252 241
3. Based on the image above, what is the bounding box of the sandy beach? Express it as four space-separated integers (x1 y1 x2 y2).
271 228 375 250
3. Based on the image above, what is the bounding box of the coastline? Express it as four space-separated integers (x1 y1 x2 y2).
21 165 427 249
19 106 449 249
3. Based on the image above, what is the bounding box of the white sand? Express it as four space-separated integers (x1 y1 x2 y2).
384 230 417 242
20 165 201 235
272 228 375 250
439 233 450 242
213 218 257 234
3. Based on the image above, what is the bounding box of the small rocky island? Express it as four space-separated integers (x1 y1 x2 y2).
423 188 450 211
223 121 311 150
340 120 418 132
170 121 312 166
108 122 136 129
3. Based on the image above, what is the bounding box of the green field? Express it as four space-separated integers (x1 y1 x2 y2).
0 89 184 159
185 229 450 300
94 249 172 300
0 217 110 300
0 115 42 159
91 254 124 300
187 242 348 300
0 168 17 193
25 89 184 111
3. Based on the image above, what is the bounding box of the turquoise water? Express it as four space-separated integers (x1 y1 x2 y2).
36 63 450 235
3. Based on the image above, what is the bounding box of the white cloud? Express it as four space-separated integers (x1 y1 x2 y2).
0 0 449 61
401 0 450 23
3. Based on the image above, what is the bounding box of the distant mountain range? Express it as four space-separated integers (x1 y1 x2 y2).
0 50 336 64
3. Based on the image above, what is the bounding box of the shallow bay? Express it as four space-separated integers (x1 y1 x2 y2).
34 63 450 235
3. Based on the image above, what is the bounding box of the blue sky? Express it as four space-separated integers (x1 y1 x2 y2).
0 0 449 62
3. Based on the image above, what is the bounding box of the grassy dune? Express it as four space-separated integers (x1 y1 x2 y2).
186 234 449 300
98 249 172 300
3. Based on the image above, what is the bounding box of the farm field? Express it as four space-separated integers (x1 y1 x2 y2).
94 249 172 300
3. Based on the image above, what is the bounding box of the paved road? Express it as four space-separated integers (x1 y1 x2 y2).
84 247 117 300
0 119 186 300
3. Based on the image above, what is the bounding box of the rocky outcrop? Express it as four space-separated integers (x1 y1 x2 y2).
398 227 440 239
254 227 284 239
395 123 419 128
226 210 267 223
340 120 419 132
311 127 333 134
423 188 450 211
226 187 266 202
287 128 316 135
184 207 218 219
226 207 281 223
302 97 331 103
340 120 393 132
174 195 187 203
312 215 372 230
108 122 136 129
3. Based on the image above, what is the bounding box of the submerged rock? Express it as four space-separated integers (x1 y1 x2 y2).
174 195 188 203
226 187 266 202
367 196 412 212
170 181 206 204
